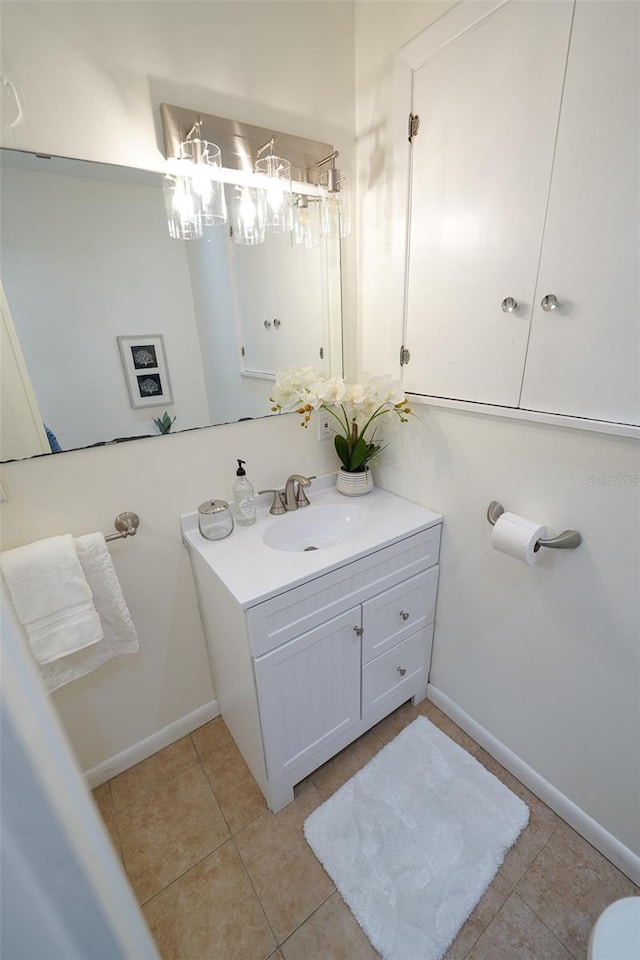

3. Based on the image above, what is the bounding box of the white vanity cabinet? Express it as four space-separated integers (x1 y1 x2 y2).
404 0 639 428
182 486 442 813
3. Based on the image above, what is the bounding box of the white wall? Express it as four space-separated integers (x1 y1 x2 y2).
356 2 640 857
0 0 354 772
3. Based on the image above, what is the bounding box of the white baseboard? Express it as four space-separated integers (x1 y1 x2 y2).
84 700 220 789
427 683 640 886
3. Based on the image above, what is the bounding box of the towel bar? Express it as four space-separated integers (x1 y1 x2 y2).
105 512 140 541
487 501 581 550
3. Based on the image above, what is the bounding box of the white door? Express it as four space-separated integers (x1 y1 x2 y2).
253 608 361 782
519 0 640 426
404 0 574 406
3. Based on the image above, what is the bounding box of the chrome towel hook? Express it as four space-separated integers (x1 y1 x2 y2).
487 501 581 550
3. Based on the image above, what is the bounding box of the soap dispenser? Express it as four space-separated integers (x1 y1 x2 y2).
232 459 256 526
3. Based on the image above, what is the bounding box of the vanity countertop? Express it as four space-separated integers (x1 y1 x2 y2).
181 475 442 609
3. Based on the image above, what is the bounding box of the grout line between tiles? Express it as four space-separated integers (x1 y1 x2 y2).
230 834 280 953
137 836 236 908
278 889 339 951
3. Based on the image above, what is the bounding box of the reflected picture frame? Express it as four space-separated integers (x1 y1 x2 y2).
117 334 173 409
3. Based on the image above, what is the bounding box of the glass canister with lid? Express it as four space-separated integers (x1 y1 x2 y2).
197 499 234 540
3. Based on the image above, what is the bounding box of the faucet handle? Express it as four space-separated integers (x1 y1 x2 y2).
257 489 286 515
295 475 316 508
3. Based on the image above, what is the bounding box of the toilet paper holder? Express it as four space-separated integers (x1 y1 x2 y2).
487 501 582 550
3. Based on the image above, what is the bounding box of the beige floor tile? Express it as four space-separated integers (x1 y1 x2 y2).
417 699 482 756
235 780 334 943
309 731 383 800
91 781 122 858
443 873 512 960
267 952 285 960
516 821 636 959
474 750 560 888
110 736 197 809
191 716 233 758
119 763 230 903
202 737 267 834
466 891 573 960
143 840 276 960
281 892 380 960
371 698 421 743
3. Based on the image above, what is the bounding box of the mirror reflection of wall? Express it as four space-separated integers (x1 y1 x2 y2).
0 149 343 461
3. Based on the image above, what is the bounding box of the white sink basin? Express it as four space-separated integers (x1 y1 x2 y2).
262 504 368 552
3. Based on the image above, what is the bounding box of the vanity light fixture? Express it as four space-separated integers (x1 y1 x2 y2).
255 138 292 234
159 104 349 244
317 152 351 240
177 118 227 226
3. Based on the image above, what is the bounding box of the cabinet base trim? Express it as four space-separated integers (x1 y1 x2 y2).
408 394 639 440
427 683 640 885
84 700 220 788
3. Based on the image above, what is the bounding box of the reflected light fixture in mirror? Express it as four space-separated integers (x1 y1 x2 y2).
291 195 321 248
317 151 351 240
231 184 266 245
163 173 203 239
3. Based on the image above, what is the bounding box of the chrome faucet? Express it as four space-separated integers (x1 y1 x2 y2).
258 475 315 515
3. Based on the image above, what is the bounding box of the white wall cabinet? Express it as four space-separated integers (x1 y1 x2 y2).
187 519 441 812
403 0 639 428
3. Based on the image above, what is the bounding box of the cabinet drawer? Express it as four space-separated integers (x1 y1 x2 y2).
362 625 433 718
362 566 438 665
247 525 441 657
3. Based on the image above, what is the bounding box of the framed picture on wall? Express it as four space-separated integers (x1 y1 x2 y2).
117 334 174 409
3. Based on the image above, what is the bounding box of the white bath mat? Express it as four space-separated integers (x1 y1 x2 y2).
304 716 529 960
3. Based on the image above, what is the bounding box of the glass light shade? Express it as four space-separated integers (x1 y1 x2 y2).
163 173 203 240
255 155 292 233
319 170 351 239
230 185 266 245
291 196 321 248
179 139 227 226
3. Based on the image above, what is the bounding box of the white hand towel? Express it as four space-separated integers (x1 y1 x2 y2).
37 533 139 693
0 534 103 664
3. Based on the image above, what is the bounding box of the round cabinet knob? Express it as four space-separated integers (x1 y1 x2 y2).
263 319 272 328
353 625 364 637
397 667 407 677
273 318 281 328
399 611 410 621
501 297 518 314
541 294 558 312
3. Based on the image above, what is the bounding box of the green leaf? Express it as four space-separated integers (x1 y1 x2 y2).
334 434 350 470
349 436 371 471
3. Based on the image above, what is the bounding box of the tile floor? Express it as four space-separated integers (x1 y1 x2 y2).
92 699 637 960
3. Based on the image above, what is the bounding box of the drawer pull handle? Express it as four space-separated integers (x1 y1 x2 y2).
397 667 407 677
399 610 410 621
353 626 364 637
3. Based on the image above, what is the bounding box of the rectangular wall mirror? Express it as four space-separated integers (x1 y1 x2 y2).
0 148 343 461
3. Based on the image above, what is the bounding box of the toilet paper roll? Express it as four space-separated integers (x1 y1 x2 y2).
491 512 547 564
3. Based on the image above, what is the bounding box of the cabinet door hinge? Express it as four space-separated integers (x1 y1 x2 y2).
400 345 411 366
408 113 420 143
240 346 245 357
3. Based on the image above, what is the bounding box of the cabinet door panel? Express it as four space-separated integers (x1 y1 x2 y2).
361 567 438 664
519 1 639 426
405 0 574 406
254 608 361 782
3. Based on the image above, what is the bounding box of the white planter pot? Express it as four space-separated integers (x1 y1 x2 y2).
336 467 374 497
